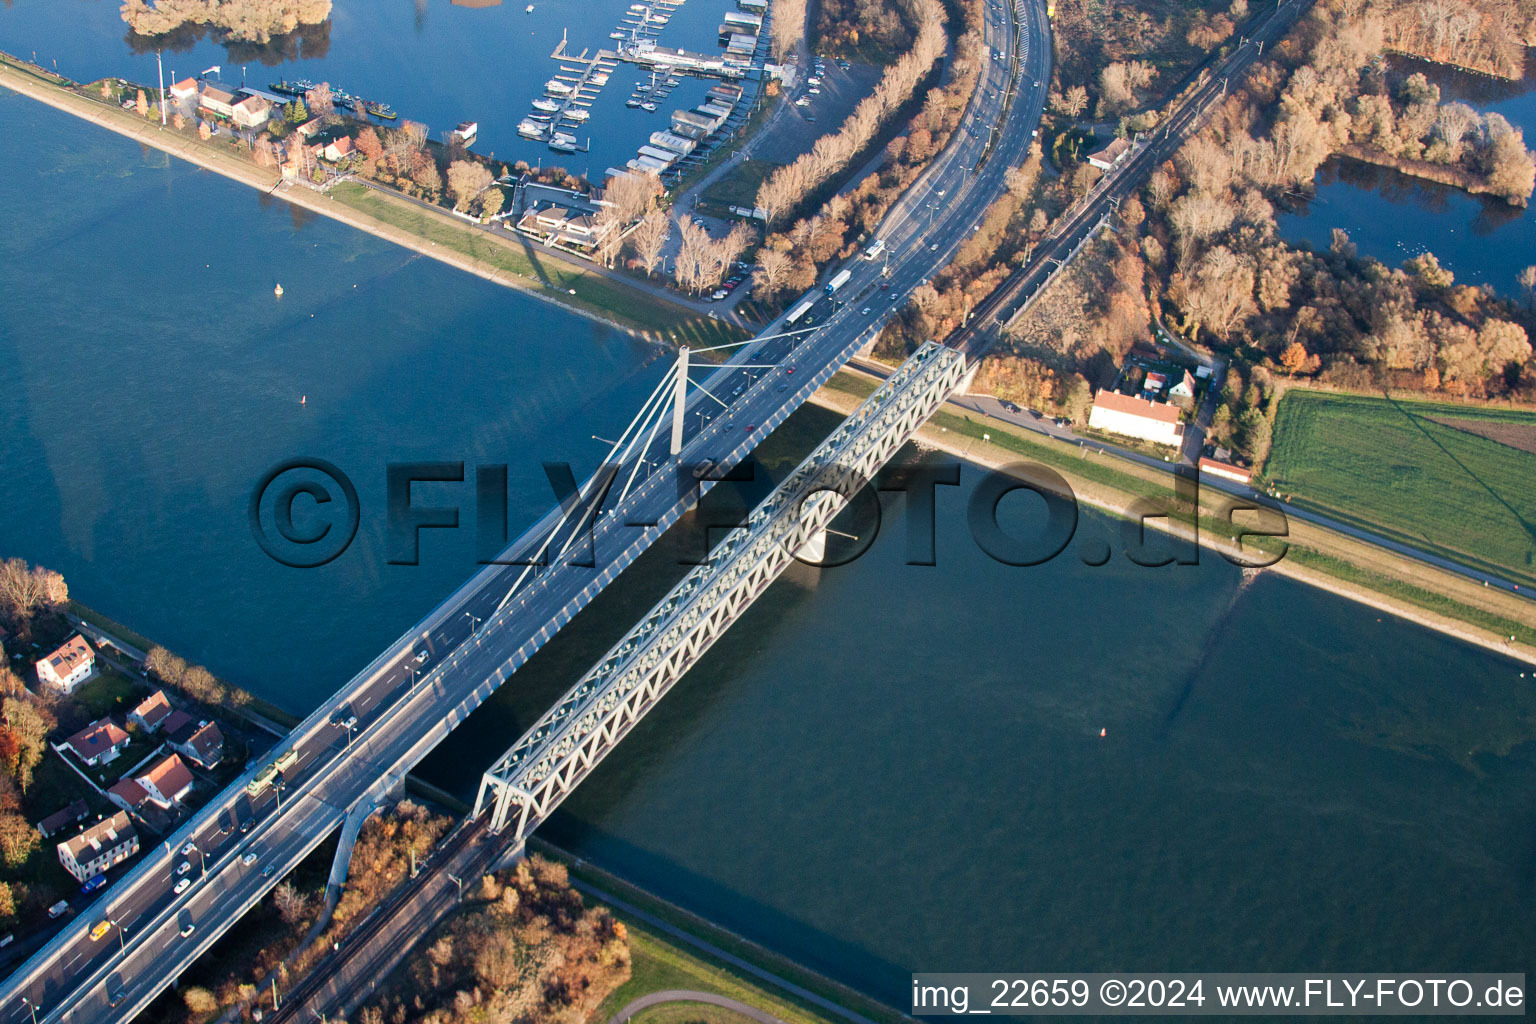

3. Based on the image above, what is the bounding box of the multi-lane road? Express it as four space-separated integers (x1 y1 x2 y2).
0 2 1052 1020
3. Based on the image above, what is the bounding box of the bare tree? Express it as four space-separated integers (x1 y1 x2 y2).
755 247 792 300
272 882 311 926
630 211 671 277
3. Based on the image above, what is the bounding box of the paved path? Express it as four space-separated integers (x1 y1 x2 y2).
569 880 887 1024
606 989 790 1024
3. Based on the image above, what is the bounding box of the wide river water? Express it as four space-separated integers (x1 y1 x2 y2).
3 11 1536 1010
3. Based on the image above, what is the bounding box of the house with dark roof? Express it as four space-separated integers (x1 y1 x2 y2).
57 812 138 883
37 799 89 839
1086 137 1132 172
168 720 224 770
63 718 130 767
160 709 193 739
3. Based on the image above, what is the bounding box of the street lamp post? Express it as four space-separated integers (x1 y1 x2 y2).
21 996 37 1024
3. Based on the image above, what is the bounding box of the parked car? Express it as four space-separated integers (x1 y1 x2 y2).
48 901 70 919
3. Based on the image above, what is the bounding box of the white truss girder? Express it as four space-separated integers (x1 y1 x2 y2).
475 342 968 837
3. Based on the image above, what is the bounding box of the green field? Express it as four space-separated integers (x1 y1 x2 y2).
1266 390 1536 586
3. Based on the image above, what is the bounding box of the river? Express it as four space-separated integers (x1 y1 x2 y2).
1278 54 1536 295
3 15 1536 1014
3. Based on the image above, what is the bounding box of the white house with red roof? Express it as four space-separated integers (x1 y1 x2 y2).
129 690 174 732
62 718 129 767
1088 390 1184 447
36 635 94 692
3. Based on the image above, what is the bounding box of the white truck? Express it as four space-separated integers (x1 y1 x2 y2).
824 268 852 295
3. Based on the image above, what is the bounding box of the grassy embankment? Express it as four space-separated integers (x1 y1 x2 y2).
1266 390 1536 590
815 373 1536 658
525 842 905 1024
0 51 744 349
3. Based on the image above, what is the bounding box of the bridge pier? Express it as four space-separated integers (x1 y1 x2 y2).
472 343 971 846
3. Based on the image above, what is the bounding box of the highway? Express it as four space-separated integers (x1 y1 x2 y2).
0 0 1051 1020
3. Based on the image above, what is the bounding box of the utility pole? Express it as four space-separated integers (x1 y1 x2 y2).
156 50 167 126
272 976 280 1011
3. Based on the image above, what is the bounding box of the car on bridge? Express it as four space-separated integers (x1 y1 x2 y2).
89 921 110 941
413 650 429 664
174 878 191 895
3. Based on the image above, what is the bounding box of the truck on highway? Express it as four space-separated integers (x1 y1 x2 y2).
825 268 851 295
785 298 816 324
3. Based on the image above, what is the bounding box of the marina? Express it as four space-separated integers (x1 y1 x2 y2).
517 0 763 159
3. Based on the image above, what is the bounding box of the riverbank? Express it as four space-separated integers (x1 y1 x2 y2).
809 372 1536 666
1337 143 1528 206
0 52 743 347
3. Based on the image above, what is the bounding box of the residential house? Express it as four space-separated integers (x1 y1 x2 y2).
57 812 139 883
321 136 355 162
129 690 173 732
168 720 224 770
1168 369 1196 400
231 94 272 129
1199 456 1253 486
36 635 94 692
1086 137 1131 172
136 754 195 809
1087 390 1184 447
295 117 326 139
160 709 193 740
106 778 151 815
169 77 200 104
199 85 236 119
63 718 130 767
37 799 89 839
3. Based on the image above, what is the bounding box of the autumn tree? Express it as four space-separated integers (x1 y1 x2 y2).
446 160 493 213
2 698 53 793
136 89 148 118
0 813 37 868
355 126 383 165
0 882 15 922
182 988 218 1016
1279 341 1310 373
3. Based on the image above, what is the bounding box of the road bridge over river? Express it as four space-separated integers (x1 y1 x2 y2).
0 0 1049 1018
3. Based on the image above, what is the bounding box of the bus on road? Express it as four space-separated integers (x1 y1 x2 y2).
246 749 299 797
785 298 815 324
